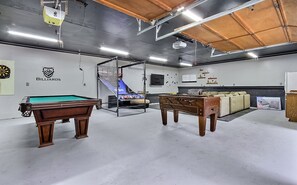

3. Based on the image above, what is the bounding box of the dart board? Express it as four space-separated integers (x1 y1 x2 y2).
0 65 11 79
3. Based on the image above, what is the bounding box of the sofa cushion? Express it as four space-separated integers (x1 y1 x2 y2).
188 89 202 96
225 94 234 97
238 91 247 95
202 92 210 96
230 95 244 113
219 91 230 94
231 92 240 96
219 96 230 117
243 94 251 109
213 94 225 97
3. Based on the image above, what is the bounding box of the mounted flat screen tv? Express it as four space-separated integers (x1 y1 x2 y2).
150 74 164 85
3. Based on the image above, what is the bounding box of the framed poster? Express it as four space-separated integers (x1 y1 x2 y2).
0 60 15 95
182 74 197 83
257 97 281 110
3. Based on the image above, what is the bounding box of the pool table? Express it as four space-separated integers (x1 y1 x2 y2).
19 95 101 148
159 95 220 136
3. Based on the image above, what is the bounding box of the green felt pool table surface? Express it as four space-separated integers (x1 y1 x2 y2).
29 95 89 104
19 95 101 148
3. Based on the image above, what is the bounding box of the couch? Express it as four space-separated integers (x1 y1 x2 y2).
191 90 251 117
228 94 244 114
213 94 230 117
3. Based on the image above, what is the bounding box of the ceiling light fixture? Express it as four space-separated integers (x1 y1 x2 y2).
149 56 168 62
247 52 258 58
177 6 185 12
182 10 202 22
8 30 60 43
100 46 129 56
180 62 193 67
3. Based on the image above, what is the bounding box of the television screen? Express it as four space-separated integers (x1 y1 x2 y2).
150 74 164 85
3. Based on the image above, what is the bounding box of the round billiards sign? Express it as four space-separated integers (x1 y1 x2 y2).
0 65 11 79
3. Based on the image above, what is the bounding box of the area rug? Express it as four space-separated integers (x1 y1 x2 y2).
217 109 257 122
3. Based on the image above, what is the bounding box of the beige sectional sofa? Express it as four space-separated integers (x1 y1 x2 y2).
213 94 230 117
229 94 244 114
243 93 251 109
198 91 251 117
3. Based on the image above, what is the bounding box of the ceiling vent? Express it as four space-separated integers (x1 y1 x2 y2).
172 40 187 49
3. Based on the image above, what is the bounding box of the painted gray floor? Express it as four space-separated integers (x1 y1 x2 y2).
0 109 297 185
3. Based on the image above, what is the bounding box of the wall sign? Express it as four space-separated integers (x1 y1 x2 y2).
36 67 61 81
0 60 15 95
182 74 197 83
207 77 218 84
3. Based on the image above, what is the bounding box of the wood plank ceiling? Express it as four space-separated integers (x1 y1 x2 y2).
95 0 194 22
95 0 297 52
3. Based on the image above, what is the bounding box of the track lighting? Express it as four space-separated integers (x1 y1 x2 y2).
247 52 258 58
182 10 202 22
180 62 193 67
100 46 129 56
177 7 185 12
149 56 168 62
8 30 61 43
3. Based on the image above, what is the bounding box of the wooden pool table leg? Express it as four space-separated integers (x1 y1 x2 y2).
173 110 179 123
161 109 167 125
74 117 89 139
210 113 218 132
37 121 55 148
198 116 206 136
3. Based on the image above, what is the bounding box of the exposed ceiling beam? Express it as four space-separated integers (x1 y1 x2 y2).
181 31 208 46
274 0 291 42
95 0 150 22
156 0 264 41
148 0 172 11
231 13 265 46
137 0 208 35
201 24 244 50
210 42 296 57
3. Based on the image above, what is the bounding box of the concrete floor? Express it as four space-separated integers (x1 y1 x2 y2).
0 109 297 185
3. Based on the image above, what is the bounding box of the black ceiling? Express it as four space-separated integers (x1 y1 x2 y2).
0 0 296 67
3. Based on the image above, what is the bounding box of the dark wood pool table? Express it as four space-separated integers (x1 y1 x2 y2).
159 95 220 136
19 95 101 147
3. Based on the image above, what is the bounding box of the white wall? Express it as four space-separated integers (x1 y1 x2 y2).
98 63 179 103
123 64 178 94
0 44 105 119
0 44 178 119
285 72 297 92
179 54 297 87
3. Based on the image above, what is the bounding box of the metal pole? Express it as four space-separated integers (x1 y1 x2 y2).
96 65 99 100
210 42 296 58
116 57 119 117
143 60 147 112
137 0 208 35
97 57 118 66
156 0 264 41
96 64 101 110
